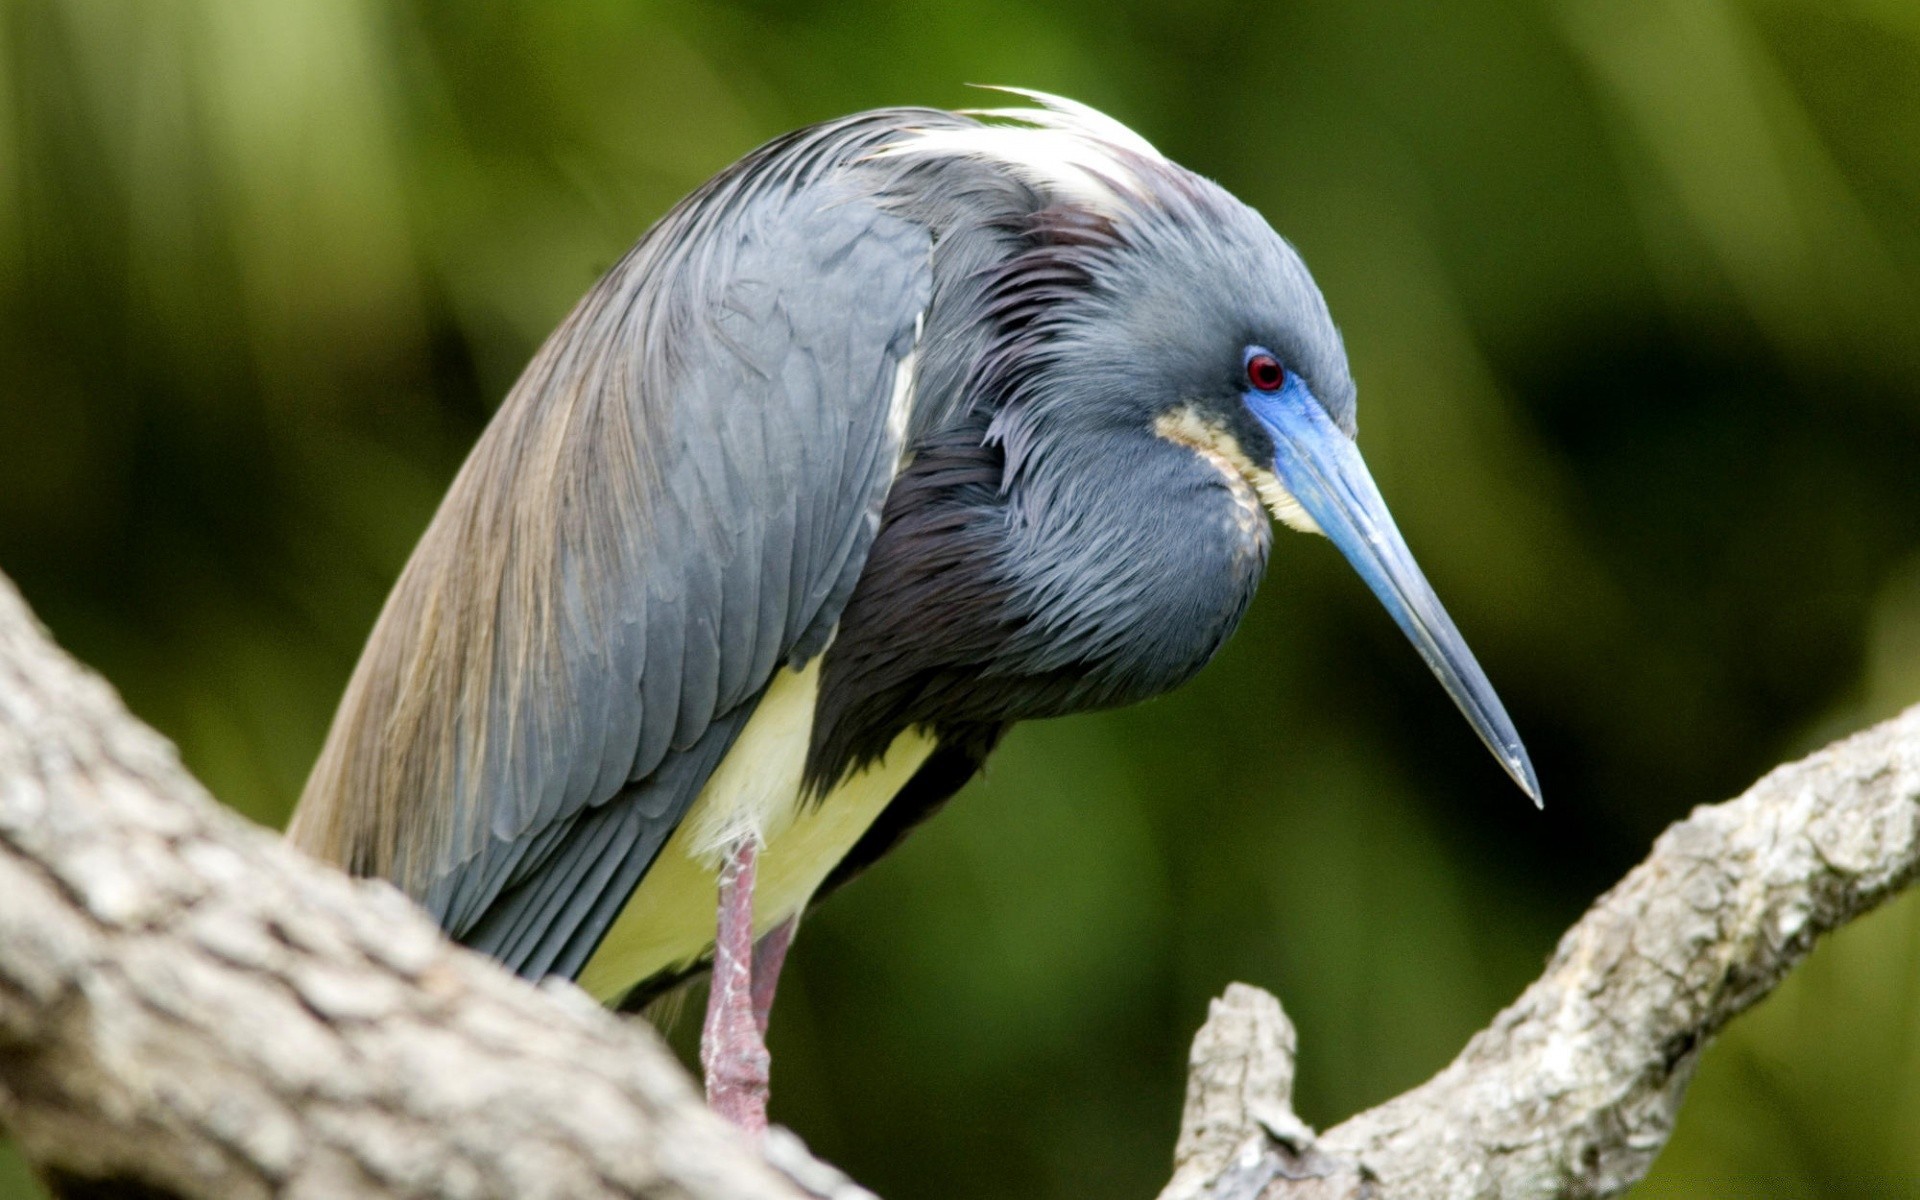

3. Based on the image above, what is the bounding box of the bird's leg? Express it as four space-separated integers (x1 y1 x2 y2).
750 915 798 1037
701 836 771 1134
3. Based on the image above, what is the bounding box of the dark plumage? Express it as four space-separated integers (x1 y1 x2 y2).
290 92 1534 1128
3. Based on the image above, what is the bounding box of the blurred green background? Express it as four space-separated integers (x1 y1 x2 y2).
3 0 1919 1196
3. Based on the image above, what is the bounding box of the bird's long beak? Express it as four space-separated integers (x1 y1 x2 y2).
1246 377 1542 806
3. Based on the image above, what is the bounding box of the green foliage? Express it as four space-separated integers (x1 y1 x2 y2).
3 1 1919 1196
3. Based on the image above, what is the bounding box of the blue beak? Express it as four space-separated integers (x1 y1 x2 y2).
1246 374 1541 807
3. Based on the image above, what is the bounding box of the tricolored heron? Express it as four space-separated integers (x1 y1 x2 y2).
289 91 1538 1132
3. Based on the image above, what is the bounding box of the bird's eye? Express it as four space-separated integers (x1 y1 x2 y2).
1246 353 1286 393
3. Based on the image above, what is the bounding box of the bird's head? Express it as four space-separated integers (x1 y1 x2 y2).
894 90 1540 805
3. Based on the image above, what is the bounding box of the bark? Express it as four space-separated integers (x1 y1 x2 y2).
1 566 1916 1199
0 573 815 1200
1161 710 1920 1200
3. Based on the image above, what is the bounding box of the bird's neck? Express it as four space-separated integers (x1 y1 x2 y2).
807 423 1269 792
995 424 1272 705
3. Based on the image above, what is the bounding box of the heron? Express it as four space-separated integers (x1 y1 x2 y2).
289 90 1538 1133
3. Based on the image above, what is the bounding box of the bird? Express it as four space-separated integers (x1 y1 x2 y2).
287 90 1539 1133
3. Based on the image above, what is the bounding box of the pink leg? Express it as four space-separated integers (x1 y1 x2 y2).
701 838 770 1134
751 915 798 1038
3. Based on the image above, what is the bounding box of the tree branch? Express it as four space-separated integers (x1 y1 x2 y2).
2 566 1916 1199
1161 707 1920 1200
0 573 816 1199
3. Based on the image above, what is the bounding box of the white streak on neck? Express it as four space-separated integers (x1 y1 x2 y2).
888 311 924 475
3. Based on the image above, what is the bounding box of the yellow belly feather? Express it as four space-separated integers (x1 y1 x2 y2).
577 660 934 1001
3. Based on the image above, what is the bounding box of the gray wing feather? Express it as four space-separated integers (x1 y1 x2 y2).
293 111 954 981
442 136 935 958
463 702 754 980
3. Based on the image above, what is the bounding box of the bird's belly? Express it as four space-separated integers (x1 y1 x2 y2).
576 662 935 1002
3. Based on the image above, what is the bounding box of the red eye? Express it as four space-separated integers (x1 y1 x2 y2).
1246 353 1286 392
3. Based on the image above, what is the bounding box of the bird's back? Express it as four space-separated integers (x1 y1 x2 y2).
289 109 951 985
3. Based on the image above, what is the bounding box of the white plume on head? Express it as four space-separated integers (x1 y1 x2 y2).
877 88 1166 214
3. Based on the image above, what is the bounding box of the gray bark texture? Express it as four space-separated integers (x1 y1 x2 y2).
1 562 1916 1200
1160 711 1920 1200
0 572 818 1200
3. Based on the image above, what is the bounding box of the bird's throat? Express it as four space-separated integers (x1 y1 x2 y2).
1154 406 1321 535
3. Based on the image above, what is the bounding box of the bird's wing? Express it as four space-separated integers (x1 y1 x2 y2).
288 112 945 979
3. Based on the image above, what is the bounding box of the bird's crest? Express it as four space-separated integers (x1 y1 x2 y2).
873 88 1168 215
